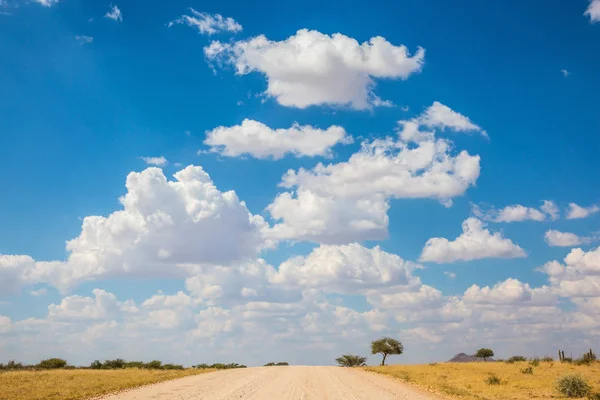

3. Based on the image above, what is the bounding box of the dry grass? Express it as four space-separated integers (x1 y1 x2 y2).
0 368 215 400
366 361 600 399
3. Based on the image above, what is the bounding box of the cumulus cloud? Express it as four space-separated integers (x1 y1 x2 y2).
75 35 93 45
141 156 168 166
544 230 596 247
585 0 600 22
540 246 600 303
273 243 422 293
48 289 137 321
204 119 351 159
204 29 424 109
105 4 122 22
472 200 559 222
463 278 555 306
420 218 526 263
1 166 270 293
168 9 242 35
566 203 600 219
266 107 482 244
417 101 487 137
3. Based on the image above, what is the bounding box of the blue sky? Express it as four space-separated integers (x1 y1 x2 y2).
1 0 599 366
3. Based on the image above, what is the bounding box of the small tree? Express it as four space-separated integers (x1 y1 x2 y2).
475 348 494 361
336 354 367 367
371 337 403 366
37 358 67 369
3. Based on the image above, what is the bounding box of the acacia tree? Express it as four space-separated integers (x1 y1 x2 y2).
335 354 367 367
475 348 494 361
371 337 403 366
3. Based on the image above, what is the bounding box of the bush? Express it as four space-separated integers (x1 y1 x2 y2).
505 355 527 364
145 360 162 369
556 374 591 397
264 362 276 366
0 360 25 370
194 363 210 369
520 366 534 375
124 361 145 369
103 359 126 369
587 393 600 400
529 358 540 367
542 356 554 362
485 373 502 385
429 362 438 366
162 364 184 370
335 354 367 367
90 360 103 369
574 352 597 366
276 362 289 366
37 358 67 369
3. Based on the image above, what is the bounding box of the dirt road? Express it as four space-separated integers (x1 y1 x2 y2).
101 366 441 399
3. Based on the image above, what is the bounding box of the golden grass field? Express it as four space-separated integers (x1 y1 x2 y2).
0 368 215 400
366 361 600 399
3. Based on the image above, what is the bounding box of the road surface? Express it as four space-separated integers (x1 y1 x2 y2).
101 366 441 399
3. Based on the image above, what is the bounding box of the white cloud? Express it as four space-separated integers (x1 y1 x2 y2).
463 278 555 306
472 200 559 222
205 29 424 109
2 166 270 293
141 156 168 166
34 0 59 6
566 203 600 219
561 69 570 77
544 230 596 247
417 101 487 137
75 35 93 45
168 9 242 35
444 271 456 279
0 255 39 295
420 218 526 263
585 0 600 22
204 119 351 159
273 243 422 293
105 4 122 22
48 289 137 321
266 108 481 243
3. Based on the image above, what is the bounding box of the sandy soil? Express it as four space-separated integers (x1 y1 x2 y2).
100 366 442 399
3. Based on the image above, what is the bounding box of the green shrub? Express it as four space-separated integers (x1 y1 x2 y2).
520 366 534 375
37 358 67 369
335 354 367 367
145 360 162 369
529 358 540 367
102 359 125 369
429 362 438 366
556 374 591 397
194 363 210 369
264 362 276 366
162 364 184 370
485 373 502 385
275 362 289 366
542 356 554 362
90 360 103 369
124 361 145 369
574 352 597 366
505 355 527 364
0 360 25 370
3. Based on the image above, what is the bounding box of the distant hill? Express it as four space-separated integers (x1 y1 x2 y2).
448 353 495 362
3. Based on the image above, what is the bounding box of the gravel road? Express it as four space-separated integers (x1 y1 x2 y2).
100 366 441 399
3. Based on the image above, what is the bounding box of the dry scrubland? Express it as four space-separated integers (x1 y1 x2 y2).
367 361 600 399
0 368 214 400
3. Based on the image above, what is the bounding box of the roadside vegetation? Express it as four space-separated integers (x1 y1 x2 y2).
0 357 250 400
366 349 600 399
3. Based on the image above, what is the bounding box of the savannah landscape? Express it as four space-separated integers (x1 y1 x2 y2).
3 0 600 399
2 341 600 399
